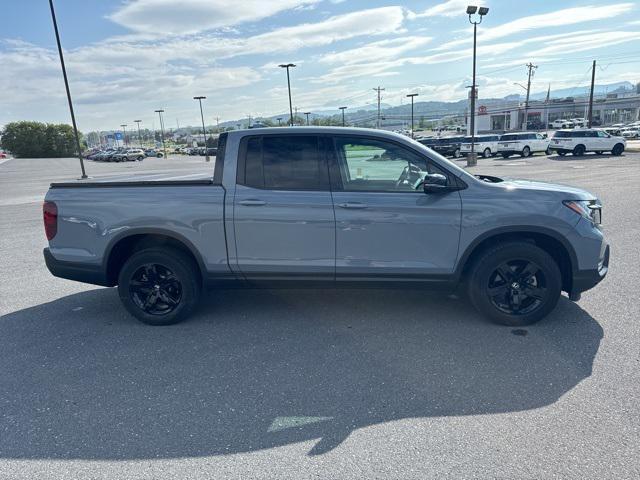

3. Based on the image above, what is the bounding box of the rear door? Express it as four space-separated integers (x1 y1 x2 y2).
328 135 462 280
233 134 335 279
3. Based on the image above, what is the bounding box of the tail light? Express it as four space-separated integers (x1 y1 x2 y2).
43 201 58 240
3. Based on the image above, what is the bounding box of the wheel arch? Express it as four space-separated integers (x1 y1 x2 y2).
456 227 577 293
103 229 206 286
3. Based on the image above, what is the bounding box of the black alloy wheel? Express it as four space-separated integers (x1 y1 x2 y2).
129 263 182 316
486 259 547 316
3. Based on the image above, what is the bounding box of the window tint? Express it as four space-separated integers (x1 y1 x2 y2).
585 130 598 137
597 130 609 138
242 135 327 190
554 131 571 138
333 136 446 192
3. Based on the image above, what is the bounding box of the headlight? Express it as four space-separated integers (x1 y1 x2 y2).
563 200 602 224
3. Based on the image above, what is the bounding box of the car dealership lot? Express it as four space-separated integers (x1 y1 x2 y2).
1 153 639 479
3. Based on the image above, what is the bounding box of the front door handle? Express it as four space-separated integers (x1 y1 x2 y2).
239 199 266 206
338 202 368 209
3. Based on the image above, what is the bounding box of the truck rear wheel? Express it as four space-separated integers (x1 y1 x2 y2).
467 242 562 326
117 248 201 325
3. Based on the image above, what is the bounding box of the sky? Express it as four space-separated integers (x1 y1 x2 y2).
1 0 639 131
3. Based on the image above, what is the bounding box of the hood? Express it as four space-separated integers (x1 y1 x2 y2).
477 175 597 200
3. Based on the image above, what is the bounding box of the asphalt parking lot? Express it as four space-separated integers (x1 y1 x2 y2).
1 152 639 479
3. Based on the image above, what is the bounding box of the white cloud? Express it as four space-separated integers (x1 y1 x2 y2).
109 0 321 35
319 36 432 65
409 0 488 19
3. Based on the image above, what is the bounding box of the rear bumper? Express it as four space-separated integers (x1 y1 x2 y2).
572 244 610 295
44 248 111 287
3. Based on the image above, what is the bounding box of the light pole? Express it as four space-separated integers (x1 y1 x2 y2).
154 109 167 158
406 93 418 138
134 120 142 148
466 5 489 167
120 124 127 146
48 0 87 178
339 106 347 126
194 96 210 162
279 63 296 126
277 117 283 126
304 112 311 125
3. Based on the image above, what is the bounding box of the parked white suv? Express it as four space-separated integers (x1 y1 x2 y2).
497 132 551 158
621 128 639 139
460 135 501 158
549 129 626 156
550 119 574 129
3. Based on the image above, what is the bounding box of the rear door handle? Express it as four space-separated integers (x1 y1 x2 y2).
337 202 368 209
239 199 266 206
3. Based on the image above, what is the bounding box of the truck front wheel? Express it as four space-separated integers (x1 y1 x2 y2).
117 248 201 325
467 242 562 326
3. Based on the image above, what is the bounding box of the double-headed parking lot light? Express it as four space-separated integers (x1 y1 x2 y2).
466 4 489 167
339 106 348 126
154 109 167 159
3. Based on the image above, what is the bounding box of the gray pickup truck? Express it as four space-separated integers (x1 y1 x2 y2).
43 127 609 326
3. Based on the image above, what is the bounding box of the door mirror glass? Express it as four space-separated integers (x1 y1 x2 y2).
422 173 449 193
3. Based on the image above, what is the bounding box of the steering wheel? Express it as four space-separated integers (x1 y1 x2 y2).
395 164 422 188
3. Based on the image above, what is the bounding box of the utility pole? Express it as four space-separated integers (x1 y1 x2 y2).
277 117 282 126
215 116 220 132
304 112 310 125
194 96 210 161
587 60 596 128
48 0 87 178
522 62 538 130
134 120 142 148
373 86 385 128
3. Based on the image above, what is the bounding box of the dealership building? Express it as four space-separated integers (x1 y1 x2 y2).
468 93 640 133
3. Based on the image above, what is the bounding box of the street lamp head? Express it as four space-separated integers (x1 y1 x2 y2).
466 5 477 14
478 6 489 15
154 109 164 113
279 63 296 68
339 106 347 110
406 93 418 98
134 119 141 123
193 96 206 100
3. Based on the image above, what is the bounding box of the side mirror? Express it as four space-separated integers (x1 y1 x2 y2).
422 173 449 194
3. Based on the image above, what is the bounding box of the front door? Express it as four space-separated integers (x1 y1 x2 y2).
233 135 335 279
328 135 462 280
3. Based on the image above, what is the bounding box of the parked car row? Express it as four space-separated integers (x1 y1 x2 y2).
85 147 164 162
419 129 626 159
175 146 218 156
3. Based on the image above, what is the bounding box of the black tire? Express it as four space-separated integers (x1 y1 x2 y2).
467 242 562 326
117 248 201 325
453 148 461 158
545 147 552 155
558 151 566 156
483 147 491 158
611 143 624 156
157 153 163 158
521 146 531 157
573 144 585 156
137 156 144 161
501 153 510 159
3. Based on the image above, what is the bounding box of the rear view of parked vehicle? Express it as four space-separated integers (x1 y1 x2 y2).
460 135 500 158
419 136 464 158
498 132 551 158
550 129 626 156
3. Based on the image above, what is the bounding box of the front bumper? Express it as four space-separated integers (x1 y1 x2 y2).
44 248 111 286
572 244 610 296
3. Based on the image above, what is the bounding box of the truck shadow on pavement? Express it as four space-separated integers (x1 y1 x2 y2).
0 288 602 459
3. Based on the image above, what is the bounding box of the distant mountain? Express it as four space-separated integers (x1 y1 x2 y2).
528 81 635 100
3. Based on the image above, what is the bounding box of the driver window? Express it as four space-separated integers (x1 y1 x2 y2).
597 130 608 138
334 137 443 192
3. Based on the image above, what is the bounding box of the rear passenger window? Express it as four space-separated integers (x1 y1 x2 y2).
242 136 328 190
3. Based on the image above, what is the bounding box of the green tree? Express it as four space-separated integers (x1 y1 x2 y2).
0 121 81 158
